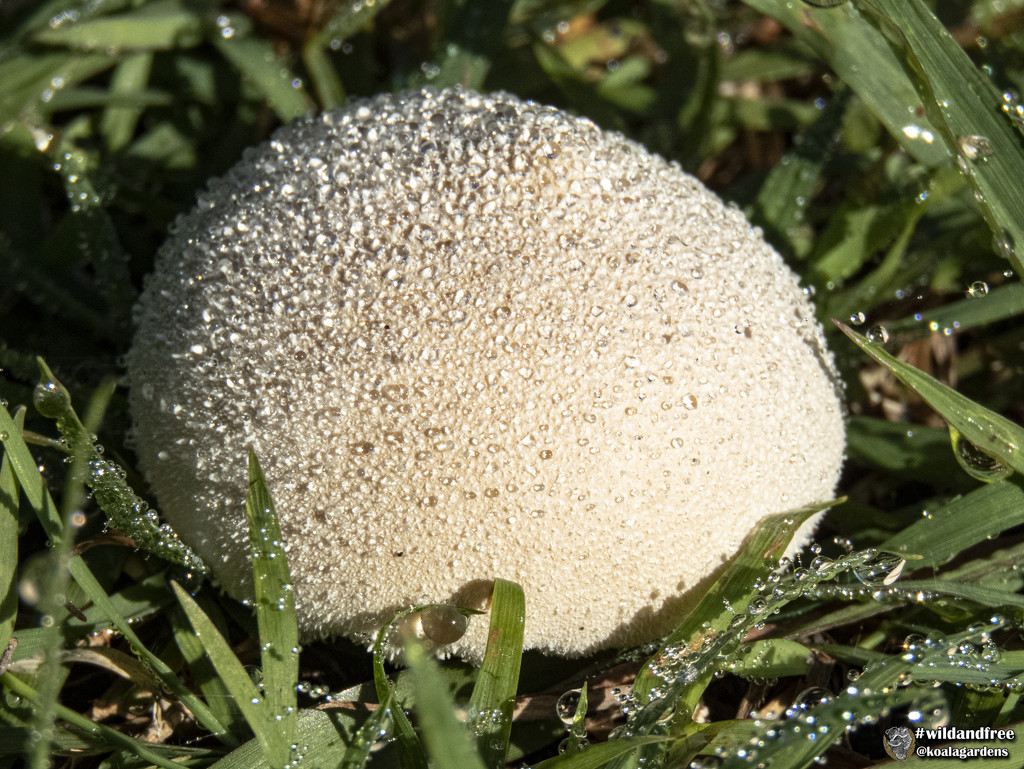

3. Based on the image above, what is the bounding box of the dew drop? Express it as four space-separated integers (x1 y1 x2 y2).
852 552 906 587
794 686 834 710
866 325 889 344
555 688 582 724
948 426 1013 482
957 134 994 161
33 382 70 418
966 281 989 298
993 229 1015 260
849 312 866 326
420 604 468 645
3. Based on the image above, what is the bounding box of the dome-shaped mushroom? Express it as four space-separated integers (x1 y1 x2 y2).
127 88 844 659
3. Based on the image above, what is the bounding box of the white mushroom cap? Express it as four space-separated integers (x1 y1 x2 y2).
128 88 845 660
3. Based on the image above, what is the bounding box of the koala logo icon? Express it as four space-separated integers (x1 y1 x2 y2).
883 726 916 761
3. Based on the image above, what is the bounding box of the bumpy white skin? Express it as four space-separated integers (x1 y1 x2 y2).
128 88 845 660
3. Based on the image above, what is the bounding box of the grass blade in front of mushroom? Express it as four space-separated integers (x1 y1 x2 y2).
404 635 487 769
371 607 431 769
172 582 291 764
611 502 837 768
630 502 834 716
31 360 208 574
336 691 395 769
171 597 250 741
856 0 1024 280
559 682 588 758
837 321 1024 477
244 451 299 755
468 578 525 768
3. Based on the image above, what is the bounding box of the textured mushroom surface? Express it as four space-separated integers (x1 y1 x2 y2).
128 88 845 659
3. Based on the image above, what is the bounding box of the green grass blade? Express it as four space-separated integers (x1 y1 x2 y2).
172 602 248 740
48 134 136 322
0 403 63 542
338 694 393 769
836 321 1024 477
632 502 833 712
33 359 206 573
100 51 153 151
882 480 1024 567
846 416 962 482
468 578 524 769
1 672 185 769
741 0 948 166
72 561 234 742
895 578 1024 609
301 41 345 110
885 283 1024 340
31 4 203 51
419 0 512 90
311 0 395 49
171 581 287 764
28 506 75 769
858 0 1024 278
723 639 814 679
207 709 365 769
404 637 487 769
372 608 430 769
752 91 848 261
11 570 171 662
245 451 299 753
0 52 115 123
213 31 311 123
531 736 673 769
0 408 23 656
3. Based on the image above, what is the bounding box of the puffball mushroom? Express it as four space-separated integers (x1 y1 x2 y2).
128 87 845 660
